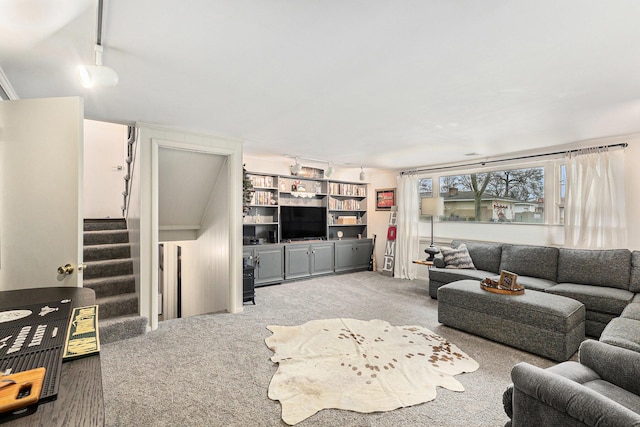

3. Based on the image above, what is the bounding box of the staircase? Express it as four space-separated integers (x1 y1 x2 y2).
83 219 147 344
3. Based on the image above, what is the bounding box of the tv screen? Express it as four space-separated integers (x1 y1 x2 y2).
280 206 327 241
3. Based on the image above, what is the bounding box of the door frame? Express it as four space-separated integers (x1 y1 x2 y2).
147 137 242 330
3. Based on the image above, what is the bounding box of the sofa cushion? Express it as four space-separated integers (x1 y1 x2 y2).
451 240 502 273
515 276 556 292
546 283 634 315
600 317 640 354
428 268 491 284
440 244 475 269
558 248 631 290
499 244 559 282
621 303 640 321
630 251 640 293
579 339 640 398
583 379 640 414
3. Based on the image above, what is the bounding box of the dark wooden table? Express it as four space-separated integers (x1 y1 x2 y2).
0 287 104 426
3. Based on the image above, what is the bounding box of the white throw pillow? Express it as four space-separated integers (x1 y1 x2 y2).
441 244 476 269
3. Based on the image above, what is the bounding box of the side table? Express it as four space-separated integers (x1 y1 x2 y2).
412 260 434 267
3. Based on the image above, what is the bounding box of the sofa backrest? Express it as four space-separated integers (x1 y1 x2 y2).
451 240 502 273
630 251 640 293
499 244 559 282
558 248 631 290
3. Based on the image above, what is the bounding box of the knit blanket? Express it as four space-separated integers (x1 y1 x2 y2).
265 318 479 425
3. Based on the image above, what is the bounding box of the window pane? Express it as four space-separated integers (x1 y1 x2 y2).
418 177 432 197
438 167 544 223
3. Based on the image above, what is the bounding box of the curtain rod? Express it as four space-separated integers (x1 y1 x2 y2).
400 142 628 175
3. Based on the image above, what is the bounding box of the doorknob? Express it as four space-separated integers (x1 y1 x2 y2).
57 264 74 275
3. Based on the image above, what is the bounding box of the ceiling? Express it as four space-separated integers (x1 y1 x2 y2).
2 1 640 171
158 147 226 231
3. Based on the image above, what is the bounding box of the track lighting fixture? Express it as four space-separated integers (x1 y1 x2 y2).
79 0 118 88
359 166 366 181
79 45 119 88
291 157 302 174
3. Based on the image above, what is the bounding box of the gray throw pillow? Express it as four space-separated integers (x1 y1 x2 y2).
441 244 476 269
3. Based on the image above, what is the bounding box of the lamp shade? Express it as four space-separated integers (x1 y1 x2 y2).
421 197 443 217
79 65 119 88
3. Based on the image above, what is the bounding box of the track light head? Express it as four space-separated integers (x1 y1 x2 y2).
80 44 118 88
291 157 302 174
326 162 334 178
79 64 119 88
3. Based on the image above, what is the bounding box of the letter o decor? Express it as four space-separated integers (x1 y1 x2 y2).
387 226 397 241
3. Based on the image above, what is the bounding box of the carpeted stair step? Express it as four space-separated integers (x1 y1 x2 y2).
84 242 131 261
84 229 129 245
99 315 148 344
84 259 133 280
83 218 146 343
84 218 127 231
98 293 138 319
84 274 136 299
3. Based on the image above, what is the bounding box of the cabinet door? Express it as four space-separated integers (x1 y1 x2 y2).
334 242 355 272
311 243 334 275
255 246 284 285
285 245 311 280
353 240 373 270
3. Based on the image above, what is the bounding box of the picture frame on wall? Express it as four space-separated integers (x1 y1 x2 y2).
375 188 396 210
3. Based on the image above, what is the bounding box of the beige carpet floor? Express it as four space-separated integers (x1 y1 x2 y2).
100 271 558 426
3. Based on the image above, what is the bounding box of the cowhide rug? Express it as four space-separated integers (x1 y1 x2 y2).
265 318 479 425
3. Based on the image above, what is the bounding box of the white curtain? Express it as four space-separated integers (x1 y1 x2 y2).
564 147 627 249
394 174 420 279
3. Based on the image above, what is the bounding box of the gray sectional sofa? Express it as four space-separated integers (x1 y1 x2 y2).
429 240 640 337
503 339 640 426
501 296 640 425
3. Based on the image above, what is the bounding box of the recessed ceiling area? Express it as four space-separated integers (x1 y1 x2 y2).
2 1 640 170
158 147 226 234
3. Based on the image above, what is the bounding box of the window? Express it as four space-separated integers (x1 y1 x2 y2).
558 164 566 224
438 167 545 223
418 178 433 215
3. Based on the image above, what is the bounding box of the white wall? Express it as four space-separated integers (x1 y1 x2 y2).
83 120 127 218
197 158 233 313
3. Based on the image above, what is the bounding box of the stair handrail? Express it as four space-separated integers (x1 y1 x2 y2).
122 126 137 217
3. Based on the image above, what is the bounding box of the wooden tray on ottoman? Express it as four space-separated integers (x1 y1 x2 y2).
480 278 524 295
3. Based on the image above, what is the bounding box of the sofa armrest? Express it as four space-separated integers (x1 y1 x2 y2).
579 339 640 396
511 362 640 426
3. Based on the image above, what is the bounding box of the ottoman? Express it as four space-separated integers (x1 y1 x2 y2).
437 280 585 362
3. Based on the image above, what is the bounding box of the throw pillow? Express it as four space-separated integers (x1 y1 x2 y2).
441 244 476 269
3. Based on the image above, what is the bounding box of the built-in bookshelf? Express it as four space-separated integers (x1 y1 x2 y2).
243 172 368 242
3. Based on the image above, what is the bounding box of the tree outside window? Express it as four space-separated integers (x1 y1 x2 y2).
438 167 544 223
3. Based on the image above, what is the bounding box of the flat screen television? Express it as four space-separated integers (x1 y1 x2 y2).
280 206 327 241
